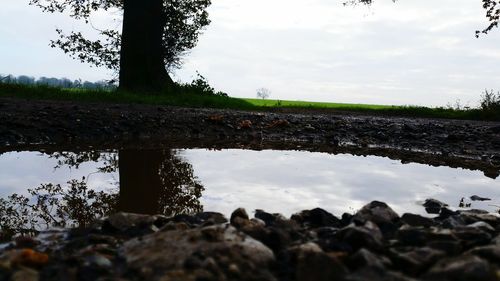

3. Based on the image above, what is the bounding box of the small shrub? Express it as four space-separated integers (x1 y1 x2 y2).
179 72 228 97
480 89 500 111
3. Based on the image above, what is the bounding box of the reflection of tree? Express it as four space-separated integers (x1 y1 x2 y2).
49 151 119 173
0 149 204 240
118 149 204 216
0 179 118 241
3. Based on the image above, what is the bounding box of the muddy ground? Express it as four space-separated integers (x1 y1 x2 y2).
0 97 499 177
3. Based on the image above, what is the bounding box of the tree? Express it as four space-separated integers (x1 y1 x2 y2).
256 88 271 99
29 0 211 91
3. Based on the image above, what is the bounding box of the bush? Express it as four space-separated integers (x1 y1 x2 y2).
480 89 500 111
178 72 228 97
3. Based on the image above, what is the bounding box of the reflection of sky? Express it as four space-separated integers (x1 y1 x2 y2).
179 149 500 217
0 152 118 198
1 150 499 218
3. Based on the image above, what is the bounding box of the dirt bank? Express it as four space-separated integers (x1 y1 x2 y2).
0 97 499 177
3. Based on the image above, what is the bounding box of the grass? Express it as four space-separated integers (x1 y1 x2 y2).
0 83 499 121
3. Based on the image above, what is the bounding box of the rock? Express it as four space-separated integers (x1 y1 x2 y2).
11 267 39 281
470 195 491 201
401 213 435 228
336 221 384 251
353 201 399 226
424 255 497 281
426 240 462 256
195 212 228 225
165 212 227 227
344 269 418 281
397 225 428 246
255 209 277 226
346 248 391 271
291 208 341 228
291 243 348 281
104 212 156 232
423 199 448 214
467 245 500 263
390 247 445 275
84 254 113 268
230 208 249 227
467 221 495 233
122 225 275 280
452 226 492 248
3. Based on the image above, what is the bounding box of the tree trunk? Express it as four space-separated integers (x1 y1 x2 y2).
118 0 174 92
118 149 163 214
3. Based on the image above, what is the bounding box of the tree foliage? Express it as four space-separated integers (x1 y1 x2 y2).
29 0 211 72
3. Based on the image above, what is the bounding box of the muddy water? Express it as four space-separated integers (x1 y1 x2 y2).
1 148 499 234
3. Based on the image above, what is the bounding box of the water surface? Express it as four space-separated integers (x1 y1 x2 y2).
0 148 499 235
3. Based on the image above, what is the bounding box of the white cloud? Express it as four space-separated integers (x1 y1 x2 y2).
2 0 500 105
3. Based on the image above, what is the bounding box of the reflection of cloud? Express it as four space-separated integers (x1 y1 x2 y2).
183 149 500 217
0 152 117 197
1 150 499 219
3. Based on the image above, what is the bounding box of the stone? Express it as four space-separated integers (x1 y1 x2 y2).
466 245 500 263
353 201 400 226
291 243 348 281
255 209 277 226
390 247 445 275
230 208 249 227
467 221 495 233
122 225 276 280
401 213 435 228
336 221 384 251
452 226 492 248
426 240 462 256
11 267 39 281
291 208 341 228
397 225 428 246
423 199 448 214
346 248 391 271
195 212 228 225
424 255 497 281
104 212 156 232
344 269 418 281
470 195 491 201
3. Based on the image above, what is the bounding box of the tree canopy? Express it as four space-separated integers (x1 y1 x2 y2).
29 0 211 74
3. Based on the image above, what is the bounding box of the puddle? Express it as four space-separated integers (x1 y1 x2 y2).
0 148 499 236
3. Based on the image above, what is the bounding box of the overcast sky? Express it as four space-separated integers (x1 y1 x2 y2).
1 0 500 106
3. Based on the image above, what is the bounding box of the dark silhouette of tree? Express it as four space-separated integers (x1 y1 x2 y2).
118 149 204 216
29 0 211 91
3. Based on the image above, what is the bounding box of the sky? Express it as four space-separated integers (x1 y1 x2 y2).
1 0 500 106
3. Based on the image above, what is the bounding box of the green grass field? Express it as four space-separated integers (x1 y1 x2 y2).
0 83 498 121
243 98 398 110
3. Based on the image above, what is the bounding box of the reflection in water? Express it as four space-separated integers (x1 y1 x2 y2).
0 149 203 240
0 148 499 240
118 149 203 216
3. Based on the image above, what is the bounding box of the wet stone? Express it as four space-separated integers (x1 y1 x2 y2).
230 208 249 227
346 248 391 271
122 225 275 281
336 221 384 251
466 245 500 263
291 208 341 228
390 247 446 275
291 243 348 281
401 213 435 228
424 255 497 281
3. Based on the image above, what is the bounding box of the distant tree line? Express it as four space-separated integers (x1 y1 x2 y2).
0 74 117 90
